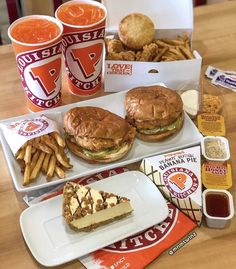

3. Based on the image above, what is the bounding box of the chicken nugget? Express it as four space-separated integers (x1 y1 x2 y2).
106 38 124 53
136 43 158 61
107 51 136 61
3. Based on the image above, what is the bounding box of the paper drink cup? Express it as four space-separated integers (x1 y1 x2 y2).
8 15 63 112
55 0 107 96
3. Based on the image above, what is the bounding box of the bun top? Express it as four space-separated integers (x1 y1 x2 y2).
64 106 134 140
126 86 183 123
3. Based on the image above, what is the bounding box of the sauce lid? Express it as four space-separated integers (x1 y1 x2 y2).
202 161 232 190
197 113 226 136
201 136 230 162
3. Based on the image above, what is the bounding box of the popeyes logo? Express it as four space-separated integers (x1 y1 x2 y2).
61 28 105 91
106 63 133 75
16 42 61 109
163 167 199 199
18 118 48 136
104 202 177 252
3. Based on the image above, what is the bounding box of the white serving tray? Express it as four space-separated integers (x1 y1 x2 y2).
0 90 202 192
20 171 169 267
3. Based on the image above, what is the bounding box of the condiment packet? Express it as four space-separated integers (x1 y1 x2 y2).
80 202 196 269
202 161 232 190
0 115 59 155
211 72 236 91
197 113 226 136
140 146 202 226
205 65 236 80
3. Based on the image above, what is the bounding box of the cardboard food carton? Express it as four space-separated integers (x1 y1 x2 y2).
140 146 202 226
103 0 202 92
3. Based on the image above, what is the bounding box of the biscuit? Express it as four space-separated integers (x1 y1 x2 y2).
118 13 155 50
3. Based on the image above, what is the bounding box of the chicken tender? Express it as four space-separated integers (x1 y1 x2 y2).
107 51 136 61
136 43 158 62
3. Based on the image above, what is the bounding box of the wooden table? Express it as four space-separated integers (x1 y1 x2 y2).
0 2 236 268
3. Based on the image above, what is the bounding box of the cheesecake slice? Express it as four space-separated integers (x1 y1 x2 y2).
63 182 133 231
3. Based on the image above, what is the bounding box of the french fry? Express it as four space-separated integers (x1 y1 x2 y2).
168 48 186 60
162 56 176 62
55 147 73 169
51 132 66 148
16 147 26 160
31 146 36 155
24 144 32 164
28 138 53 154
160 38 185 46
153 46 169 62
23 164 31 186
42 153 51 174
30 152 46 181
41 134 59 153
30 150 40 171
55 165 65 179
155 40 175 48
46 155 56 180
179 46 194 59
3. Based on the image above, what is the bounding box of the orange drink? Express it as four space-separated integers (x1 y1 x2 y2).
56 0 107 96
8 15 63 112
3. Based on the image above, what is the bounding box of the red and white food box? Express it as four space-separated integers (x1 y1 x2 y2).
103 0 202 92
140 146 202 226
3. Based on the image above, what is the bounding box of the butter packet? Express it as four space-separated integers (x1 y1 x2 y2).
197 113 226 136
202 161 232 189
212 72 236 91
205 65 236 80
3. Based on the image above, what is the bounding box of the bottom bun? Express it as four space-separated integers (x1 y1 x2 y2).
66 139 133 163
136 117 184 142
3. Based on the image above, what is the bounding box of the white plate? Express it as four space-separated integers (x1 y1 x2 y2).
20 171 169 267
0 90 202 192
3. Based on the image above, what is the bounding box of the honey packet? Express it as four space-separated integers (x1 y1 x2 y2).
197 113 226 136
202 161 232 190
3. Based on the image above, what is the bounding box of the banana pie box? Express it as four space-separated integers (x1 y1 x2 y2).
103 0 202 92
140 146 202 226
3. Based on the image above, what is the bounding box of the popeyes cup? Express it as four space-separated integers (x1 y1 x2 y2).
8 15 63 112
55 0 107 96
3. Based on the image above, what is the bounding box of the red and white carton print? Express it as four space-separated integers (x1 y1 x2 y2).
61 27 105 93
80 202 196 269
16 42 62 109
0 115 59 155
140 146 202 225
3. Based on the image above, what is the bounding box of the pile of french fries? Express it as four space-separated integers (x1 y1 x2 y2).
15 132 73 186
154 35 194 61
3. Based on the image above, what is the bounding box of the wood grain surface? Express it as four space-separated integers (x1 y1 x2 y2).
0 2 236 269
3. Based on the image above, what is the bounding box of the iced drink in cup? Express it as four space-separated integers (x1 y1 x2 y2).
55 0 107 96
8 15 63 112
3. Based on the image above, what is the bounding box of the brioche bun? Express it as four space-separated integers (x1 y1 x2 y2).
64 106 136 163
125 85 184 141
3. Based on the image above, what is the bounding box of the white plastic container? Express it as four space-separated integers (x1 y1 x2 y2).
201 136 230 162
103 0 202 92
202 189 234 229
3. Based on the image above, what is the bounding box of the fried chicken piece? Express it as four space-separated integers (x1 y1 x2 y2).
136 43 158 62
107 51 136 61
106 39 125 53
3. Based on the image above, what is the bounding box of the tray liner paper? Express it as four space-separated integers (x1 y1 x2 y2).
25 167 196 269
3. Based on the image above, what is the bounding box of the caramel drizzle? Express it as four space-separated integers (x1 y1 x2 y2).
68 182 124 216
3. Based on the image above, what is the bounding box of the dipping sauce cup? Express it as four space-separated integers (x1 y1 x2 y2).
55 0 107 96
8 15 63 112
202 189 234 229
